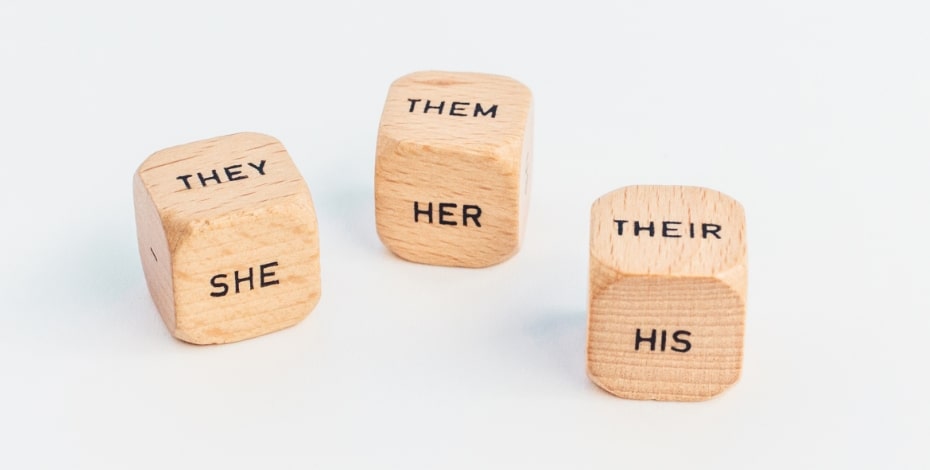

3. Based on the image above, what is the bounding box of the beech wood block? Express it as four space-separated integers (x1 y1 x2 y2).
587 185 747 401
375 70 533 268
133 132 321 344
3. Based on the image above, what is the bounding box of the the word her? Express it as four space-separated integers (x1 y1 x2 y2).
614 219 722 239
177 160 268 190
635 328 692 353
407 99 498 118
414 201 482 227
210 261 280 297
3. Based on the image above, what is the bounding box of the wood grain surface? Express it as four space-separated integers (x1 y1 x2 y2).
133 132 321 344
375 71 533 268
587 185 747 401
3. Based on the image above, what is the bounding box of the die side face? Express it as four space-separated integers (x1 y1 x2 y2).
172 203 320 344
375 71 533 268
588 276 744 401
134 132 321 344
376 141 522 267
587 185 747 401
134 173 176 331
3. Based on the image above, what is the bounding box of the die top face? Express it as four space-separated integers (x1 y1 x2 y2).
136 132 313 229
590 185 746 281
378 70 532 168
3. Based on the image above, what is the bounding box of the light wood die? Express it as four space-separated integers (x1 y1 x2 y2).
587 186 747 401
375 71 533 268
133 132 321 344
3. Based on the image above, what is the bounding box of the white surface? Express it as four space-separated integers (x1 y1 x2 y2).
1 1 927 468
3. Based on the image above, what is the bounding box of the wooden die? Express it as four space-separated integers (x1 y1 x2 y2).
133 132 321 344
587 185 747 401
375 71 533 268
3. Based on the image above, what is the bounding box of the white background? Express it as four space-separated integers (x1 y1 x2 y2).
1 1 927 468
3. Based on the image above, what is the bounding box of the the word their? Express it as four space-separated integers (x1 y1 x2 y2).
614 220 722 239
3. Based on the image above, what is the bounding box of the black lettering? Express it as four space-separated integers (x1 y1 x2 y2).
635 328 657 351
176 174 193 190
197 169 222 187
224 164 246 182
474 103 498 118
614 220 628 236
462 204 482 227
702 223 722 239
234 267 254 294
423 99 445 114
407 98 421 112
634 221 655 237
689 222 696 238
662 221 682 238
660 330 668 351
260 262 279 287
247 160 267 176
671 330 692 353
414 201 433 224
450 101 469 116
210 274 229 297
438 203 457 226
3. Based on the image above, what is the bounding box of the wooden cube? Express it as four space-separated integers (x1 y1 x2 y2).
375 71 533 268
587 185 747 401
133 132 321 344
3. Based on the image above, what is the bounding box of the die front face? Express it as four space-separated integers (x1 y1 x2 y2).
587 186 747 401
375 71 533 268
133 132 321 344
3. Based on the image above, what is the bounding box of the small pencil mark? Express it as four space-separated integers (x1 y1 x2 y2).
150 247 158 262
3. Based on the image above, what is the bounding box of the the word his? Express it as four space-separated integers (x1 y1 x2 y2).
635 329 692 353
614 220 722 239
407 99 498 118
177 160 267 190
414 201 482 227
210 261 279 297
